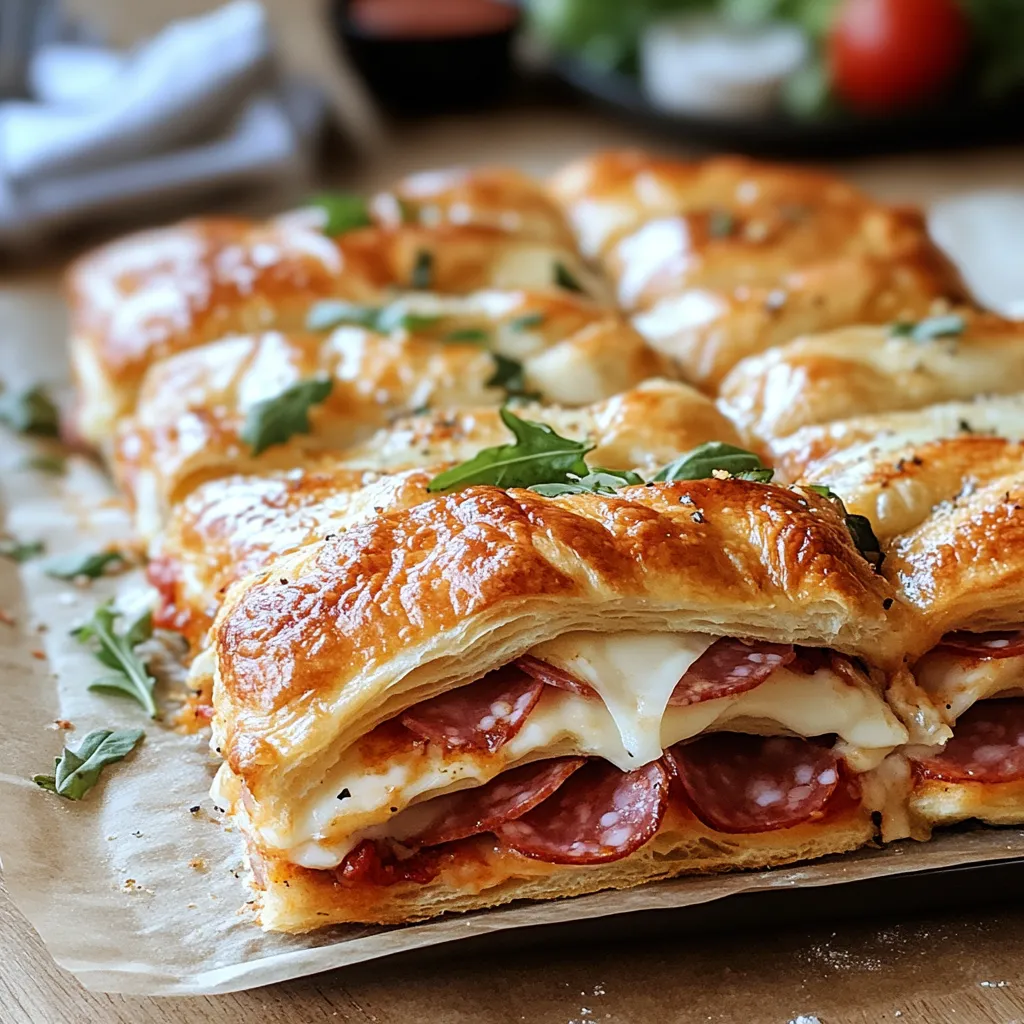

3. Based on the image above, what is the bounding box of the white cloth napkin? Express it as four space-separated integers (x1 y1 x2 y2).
0 1 325 246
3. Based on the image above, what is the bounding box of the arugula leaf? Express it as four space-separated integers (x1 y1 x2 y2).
306 300 441 335
240 377 334 457
45 550 127 581
306 300 380 332
445 327 489 343
410 249 434 289
889 314 966 342
804 485 885 572
486 353 540 400
33 728 144 801
707 209 736 238
653 443 775 483
307 192 372 235
72 602 158 718
0 536 45 562
21 453 66 474
509 312 545 333
530 468 644 497
554 261 585 293
0 384 60 436
427 407 592 493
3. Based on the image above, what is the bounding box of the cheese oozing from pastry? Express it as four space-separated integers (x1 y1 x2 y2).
915 650 1024 723
217 631 908 869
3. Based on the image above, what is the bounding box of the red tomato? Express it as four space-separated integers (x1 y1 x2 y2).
828 0 969 112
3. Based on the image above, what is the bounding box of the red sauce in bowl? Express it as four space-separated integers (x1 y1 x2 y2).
349 0 518 39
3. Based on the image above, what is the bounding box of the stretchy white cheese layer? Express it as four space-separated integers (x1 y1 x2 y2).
916 651 1024 723
213 630 908 869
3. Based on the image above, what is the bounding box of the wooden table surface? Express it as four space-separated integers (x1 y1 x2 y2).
5 3 1024 1022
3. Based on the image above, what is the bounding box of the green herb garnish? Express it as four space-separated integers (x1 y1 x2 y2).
0 536 45 562
486 353 540 400
653 443 774 484
0 384 60 436
445 327 489 343
46 550 127 581
72 602 158 718
21 453 66 474
804 485 885 572
34 728 144 801
530 468 644 497
889 314 966 342
509 312 546 333
307 192 372 235
554 261 585 293
411 249 434 289
427 407 593 493
707 209 736 238
240 377 333 457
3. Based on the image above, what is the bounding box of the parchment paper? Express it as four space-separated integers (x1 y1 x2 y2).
2 246 1024 997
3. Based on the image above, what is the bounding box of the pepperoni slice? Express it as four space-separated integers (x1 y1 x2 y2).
936 630 1024 660
668 734 841 834
669 639 795 707
912 698 1024 783
401 666 544 753
495 760 670 864
515 655 597 697
412 758 587 847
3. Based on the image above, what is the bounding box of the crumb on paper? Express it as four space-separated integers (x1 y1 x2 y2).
49 719 74 731
187 902 197 909
30 649 46 660
979 980 1010 988
106 834 117 841
189 857 207 873
121 878 153 894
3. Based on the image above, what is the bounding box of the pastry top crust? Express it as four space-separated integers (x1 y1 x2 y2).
68 217 600 447
548 151 880 260
768 393 1024 483
718 313 1024 442
886 470 1024 636
802 435 1024 542
209 480 911 784
112 296 667 535
150 380 741 644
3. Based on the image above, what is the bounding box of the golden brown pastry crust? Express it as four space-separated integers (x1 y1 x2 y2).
718 313 1024 443
113 296 665 536
209 480 911 794
152 381 740 647
68 217 601 448
250 801 874 931
885 470 1024 639
909 777 1024 829
548 151 962 387
768 393 1024 483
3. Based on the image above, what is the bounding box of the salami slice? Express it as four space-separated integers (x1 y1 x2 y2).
495 760 670 864
515 655 597 698
912 698 1024 783
668 733 841 834
669 639 795 707
412 758 587 847
401 666 544 753
936 630 1024 660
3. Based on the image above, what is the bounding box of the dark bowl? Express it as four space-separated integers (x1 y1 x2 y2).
330 0 521 117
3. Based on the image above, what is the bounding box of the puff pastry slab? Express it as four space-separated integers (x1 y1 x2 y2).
152 380 738 649
206 480 924 929
719 313 1024 443
114 292 663 538
549 151 963 386
68 209 601 448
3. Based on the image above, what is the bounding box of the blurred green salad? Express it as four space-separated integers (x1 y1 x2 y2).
528 0 1024 118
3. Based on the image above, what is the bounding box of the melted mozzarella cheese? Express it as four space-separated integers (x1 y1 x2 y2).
233 628 907 869
530 631 715 766
916 652 1024 723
